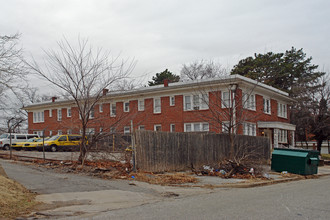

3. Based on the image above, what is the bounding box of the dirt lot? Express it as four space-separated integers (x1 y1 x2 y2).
0 165 38 219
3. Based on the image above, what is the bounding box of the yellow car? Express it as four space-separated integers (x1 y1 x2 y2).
23 137 49 151
39 134 84 152
11 138 39 151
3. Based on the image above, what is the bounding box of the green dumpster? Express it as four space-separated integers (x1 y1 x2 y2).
271 148 319 175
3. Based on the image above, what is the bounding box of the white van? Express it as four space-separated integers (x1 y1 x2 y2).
0 133 39 150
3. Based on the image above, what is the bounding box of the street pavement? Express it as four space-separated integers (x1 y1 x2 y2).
1 159 330 219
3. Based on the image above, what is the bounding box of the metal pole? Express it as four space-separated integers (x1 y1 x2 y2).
42 129 45 161
9 128 12 160
131 120 136 172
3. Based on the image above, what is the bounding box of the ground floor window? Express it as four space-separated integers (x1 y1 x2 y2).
278 129 287 143
184 122 209 132
243 122 256 136
124 126 130 134
154 124 162 131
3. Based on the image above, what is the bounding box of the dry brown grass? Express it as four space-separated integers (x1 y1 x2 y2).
131 172 198 185
0 173 38 219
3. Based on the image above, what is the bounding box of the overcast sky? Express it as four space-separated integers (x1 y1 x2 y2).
1 0 329 92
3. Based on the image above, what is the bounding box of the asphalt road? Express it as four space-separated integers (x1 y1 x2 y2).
91 175 330 220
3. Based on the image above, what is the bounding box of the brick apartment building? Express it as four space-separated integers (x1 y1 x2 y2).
23 75 296 148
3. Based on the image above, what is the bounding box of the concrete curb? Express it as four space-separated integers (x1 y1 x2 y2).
168 173 330 189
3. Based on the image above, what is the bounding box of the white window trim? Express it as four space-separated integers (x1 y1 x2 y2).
263 97 271 115
154 124 162 131
57 109 62 121
89 107 95 119
124 101 130 112
49 109 52 117
49 130 52 136
67 108 71 117
221 91 233 108
170 96 175 106
138 99 145 111
278 129 288 143
183 93 209 111
242 92 256 111
170 124 175 132
277 102 287 118
243 122 257 136
33 111 45 123
154 97 161 114
99 103 103 113
124 126 130 134
67 129 72 135
110 103 116 117
184 122 209 132
222 121 230 133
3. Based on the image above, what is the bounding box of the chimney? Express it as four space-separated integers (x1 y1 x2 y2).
51 97 57 102
102 88 109 96
164 79 169 87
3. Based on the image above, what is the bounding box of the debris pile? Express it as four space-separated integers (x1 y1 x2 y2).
129 172 198 185
194 159 269 179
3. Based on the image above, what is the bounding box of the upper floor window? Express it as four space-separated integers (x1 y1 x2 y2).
263 98 271 114
243 93 256 110
57 109 62 121
124 101 130 112
184 122 209 132
170 96 175 106
89 107 95 119
243 122 256 136
222 91 232 108
138 100 145 111
154 98 161 113
184 94 209 111
110 103 116 117
67 108 71 117
49 109 52 117
33 111 44 123
99 104 103 113
278 102 287 118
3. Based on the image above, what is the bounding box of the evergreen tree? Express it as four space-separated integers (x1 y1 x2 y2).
148 69 180 86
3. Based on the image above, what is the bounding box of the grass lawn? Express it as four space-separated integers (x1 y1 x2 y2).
0 165 38 219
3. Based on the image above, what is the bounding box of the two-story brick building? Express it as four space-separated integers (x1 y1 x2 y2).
23 75 296 148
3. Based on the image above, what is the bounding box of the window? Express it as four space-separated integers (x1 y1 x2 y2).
58 130 62 135
154 124 162 131
138 125 145 130
33 111 44 123
170 96 175 106
67 108 71 117
49 130 52 136
170 124 175 132
99 104 103 113
222 121 230 133
90 107 95 119
138 100 145 111
263 98 271 114
154 98 161 113
100 127 103 133
86 128 95 135
222 91 231 108
243 93 256 110
278 129 288 143
243 122 256 136
67 129 72 135
49 109 52 117
110 127 116 133
184 122 209 132
57 109 62 121
58 135 67 141
124 126 130 134
16 135 26 140
68 135 81 141
278 102 287 118
124 102 129 112
110 103 116 117
184 94 209 111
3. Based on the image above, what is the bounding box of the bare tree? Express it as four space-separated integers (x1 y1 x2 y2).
25 38 135 164
180 60 228 81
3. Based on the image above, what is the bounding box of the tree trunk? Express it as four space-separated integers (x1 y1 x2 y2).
316 139 323 153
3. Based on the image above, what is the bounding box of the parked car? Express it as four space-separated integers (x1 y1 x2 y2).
24 137 49 151
0 133 39 150
11 137 39 151
39 134 84 152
